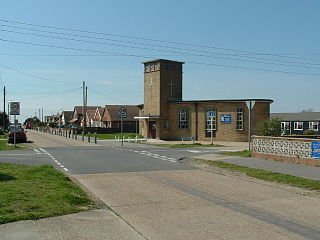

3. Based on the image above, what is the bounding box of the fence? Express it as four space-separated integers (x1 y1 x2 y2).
251 136 320 166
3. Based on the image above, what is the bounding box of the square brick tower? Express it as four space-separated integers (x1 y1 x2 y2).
142 59 184 138
143 59 184 116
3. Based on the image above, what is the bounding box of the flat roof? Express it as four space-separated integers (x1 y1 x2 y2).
169 99 273 103
142 59 185 64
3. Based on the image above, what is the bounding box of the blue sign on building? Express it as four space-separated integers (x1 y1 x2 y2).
312 141 320 159
220 114 232 124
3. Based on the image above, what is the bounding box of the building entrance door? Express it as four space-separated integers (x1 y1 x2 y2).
148 121 156 139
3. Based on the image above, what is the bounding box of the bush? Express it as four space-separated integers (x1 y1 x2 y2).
303 129 317 135
257 118 282 137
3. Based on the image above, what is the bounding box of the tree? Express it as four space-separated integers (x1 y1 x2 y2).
257 118 282 137
301 108 314 112
24 116 40 126
0 112 9 129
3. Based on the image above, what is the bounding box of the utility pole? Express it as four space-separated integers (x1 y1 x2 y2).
3 86 6 129
39 109 41 123
42 107 43 123
82 81 87 133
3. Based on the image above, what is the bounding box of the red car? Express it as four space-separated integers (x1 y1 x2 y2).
8 127 27 143
26 122 32 129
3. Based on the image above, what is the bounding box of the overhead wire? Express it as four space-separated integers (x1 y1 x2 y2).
0 17 318 62
0 38 319 76
2 28 320 70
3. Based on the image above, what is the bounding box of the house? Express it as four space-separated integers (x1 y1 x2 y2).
271 112 320 135
69 106 100 127
137 59 273 141
102 105 139 130
91 107 105 127
55 111 73 126
45 114 59 125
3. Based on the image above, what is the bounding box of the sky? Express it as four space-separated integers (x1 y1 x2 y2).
0 0 319 122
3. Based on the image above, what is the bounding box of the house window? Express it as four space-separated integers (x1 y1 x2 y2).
281 122 290 134
236 107 243 130
309 121 319 130
294 122 303 130
178 108 188 129
206 108 216 131
163 120 169 129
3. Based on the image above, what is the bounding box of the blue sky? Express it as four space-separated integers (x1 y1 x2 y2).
0 0 319 121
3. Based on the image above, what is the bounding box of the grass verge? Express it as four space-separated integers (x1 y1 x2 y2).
0 140 25 151
0 134 7 139
156 143 225 148
222 150 252 157
199 159 320 190
0 162 95 224
84 133 143 140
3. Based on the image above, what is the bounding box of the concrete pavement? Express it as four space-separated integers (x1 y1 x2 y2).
1 130 320 240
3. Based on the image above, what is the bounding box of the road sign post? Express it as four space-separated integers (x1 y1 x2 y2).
246 101 255 151
119 107 127 147
10 102 20 148
208 111 215 145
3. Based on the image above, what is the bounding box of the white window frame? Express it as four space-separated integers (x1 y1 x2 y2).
236 107 243 130
205 108 216 131
294 121 303 130
178 108 188 129
309 121 319 130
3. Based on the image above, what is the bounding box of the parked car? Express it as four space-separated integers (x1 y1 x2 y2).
25 122 32 129
8 126 27 143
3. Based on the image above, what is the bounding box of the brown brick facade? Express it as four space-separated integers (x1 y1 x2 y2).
139 59 273 141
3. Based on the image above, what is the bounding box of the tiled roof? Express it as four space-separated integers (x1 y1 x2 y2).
271 112 320 121
102 105 139 121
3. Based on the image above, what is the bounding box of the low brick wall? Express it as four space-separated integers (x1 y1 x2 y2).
252 136 320 166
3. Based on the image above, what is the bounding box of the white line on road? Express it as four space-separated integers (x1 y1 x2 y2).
63 168 69 172
33 149 40 153
38 148 47 153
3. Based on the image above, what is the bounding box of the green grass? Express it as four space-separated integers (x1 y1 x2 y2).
156 143 225 148
0 162 95 224
0 140 25 151
222 150 252 157
198 160 320 191
0 134 7 139
84 133 143 140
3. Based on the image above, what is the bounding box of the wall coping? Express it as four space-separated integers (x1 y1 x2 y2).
252 135 320 142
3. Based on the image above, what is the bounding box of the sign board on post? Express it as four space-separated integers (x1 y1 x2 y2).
220 114 231 124
208 111 215 118
119 106 127 118
10 102 20 115
312 141 320 159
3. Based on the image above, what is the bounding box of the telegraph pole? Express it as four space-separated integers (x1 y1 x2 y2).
82 81 87 133
3 86 6 129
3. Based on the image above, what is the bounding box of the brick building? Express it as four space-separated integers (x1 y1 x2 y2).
137 59 273 141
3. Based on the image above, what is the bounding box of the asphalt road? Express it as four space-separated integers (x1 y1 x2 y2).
1 130 320 240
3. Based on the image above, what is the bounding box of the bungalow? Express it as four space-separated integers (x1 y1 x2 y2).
91 107 105 127
45 114 59 125
102 105 139 130
271 112 320 135
55 111 73 126
69 106 100 127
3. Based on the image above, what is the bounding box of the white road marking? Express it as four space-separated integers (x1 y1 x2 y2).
63 168 69 172
38 148 48 153
187 150 201 153
60 165 65 168
33 149 40 153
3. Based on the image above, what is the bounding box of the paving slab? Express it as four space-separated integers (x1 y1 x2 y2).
0 209 145 240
